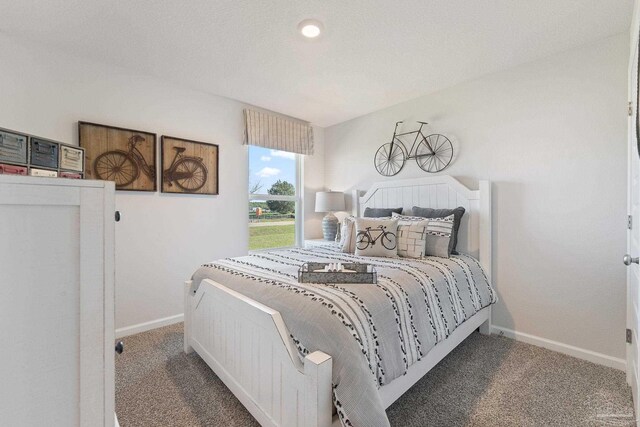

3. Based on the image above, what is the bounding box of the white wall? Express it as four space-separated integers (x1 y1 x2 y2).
324 34 629 361
0 29 629 363
0 34 324 330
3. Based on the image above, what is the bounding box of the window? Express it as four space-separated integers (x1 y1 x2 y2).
248 146 302 250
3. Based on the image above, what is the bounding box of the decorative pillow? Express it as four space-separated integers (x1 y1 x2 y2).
354 218 398 258
363 207 403 218
424 215 455 258
392 213 426 222
396 219 430 258
411 206 465 254
340 216 357 253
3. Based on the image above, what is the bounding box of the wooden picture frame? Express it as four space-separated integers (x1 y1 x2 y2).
161 136 219 195
79 121 157 192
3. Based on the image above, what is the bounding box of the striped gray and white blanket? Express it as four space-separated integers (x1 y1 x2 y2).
192 244 496 427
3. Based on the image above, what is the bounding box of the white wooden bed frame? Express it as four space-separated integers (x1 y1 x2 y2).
184 176 492 427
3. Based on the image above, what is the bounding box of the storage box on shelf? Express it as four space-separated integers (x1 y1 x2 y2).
0 129 29 175
30 137 59 170
30 168 58 177
0 127 85 178
60 144 84 173
0 163 27 175
59 171 82 179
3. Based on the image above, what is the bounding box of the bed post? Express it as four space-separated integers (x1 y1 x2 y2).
304 351 333 427
478 180 492 282
479 307 492 336
184 280 194 354
478 181 492 336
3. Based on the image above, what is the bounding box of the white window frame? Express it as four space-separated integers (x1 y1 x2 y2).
248 149 304 251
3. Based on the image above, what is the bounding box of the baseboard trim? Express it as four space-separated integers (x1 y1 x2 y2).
116 314 184 339
492 325 626 371
114 317 625 370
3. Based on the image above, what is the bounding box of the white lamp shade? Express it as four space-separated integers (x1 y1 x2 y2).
315 191 345 212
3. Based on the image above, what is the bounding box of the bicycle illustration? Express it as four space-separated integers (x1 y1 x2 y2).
162 146 208 192
356 225 397 251
94 135 156 188
374 121 453 176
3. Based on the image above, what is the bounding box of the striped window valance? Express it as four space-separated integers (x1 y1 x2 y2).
243 109 314 155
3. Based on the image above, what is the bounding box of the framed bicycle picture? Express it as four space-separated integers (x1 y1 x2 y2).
79 121 157 191
160 136 219 195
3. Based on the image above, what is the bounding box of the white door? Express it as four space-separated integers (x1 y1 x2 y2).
628 4 640 423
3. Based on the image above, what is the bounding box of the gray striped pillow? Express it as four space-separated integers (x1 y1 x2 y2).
424 215 454 257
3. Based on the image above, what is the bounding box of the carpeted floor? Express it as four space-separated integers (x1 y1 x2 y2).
116 323 634 426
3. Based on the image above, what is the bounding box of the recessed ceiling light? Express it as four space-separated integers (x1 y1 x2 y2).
298 19 323 38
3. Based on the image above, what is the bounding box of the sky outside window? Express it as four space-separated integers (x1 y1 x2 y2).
249 146 296 194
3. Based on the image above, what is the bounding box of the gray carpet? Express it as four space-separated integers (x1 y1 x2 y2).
116 323 633 426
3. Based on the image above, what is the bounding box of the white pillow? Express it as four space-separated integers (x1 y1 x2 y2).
340 216 357 253
354 218 399 258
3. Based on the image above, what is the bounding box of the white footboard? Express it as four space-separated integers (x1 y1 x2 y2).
184 279 334 427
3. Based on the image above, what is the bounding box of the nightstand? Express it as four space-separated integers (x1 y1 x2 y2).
304 239 337 249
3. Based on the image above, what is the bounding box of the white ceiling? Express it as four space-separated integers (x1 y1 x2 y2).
0 0 633 127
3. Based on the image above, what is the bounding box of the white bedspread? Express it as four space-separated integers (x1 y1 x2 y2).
192 245 496 427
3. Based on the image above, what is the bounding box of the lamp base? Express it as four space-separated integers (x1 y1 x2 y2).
322 213 339 241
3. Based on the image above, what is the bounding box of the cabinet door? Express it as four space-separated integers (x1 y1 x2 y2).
0 178 114 427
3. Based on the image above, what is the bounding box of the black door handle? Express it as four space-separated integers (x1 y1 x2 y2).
115 211 121 222
115 341 124 354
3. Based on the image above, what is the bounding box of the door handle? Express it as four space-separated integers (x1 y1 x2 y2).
623 254 639 266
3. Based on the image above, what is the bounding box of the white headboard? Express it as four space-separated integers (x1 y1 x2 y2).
352 176 491 280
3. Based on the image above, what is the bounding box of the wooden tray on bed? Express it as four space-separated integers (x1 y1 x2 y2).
297 262 377 284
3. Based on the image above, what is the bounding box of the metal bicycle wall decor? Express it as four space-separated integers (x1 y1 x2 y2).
374 121 453 176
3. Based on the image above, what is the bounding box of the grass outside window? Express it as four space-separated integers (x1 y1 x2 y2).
249 223 295 250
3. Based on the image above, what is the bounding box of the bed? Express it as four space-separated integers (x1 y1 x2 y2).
184 176 494 427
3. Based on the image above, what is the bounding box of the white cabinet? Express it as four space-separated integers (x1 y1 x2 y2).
0 175 115 427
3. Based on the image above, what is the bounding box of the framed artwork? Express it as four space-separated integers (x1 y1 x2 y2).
161 136 219 195
79 121 157 191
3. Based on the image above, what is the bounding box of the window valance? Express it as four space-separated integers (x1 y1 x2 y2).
243 109 314 155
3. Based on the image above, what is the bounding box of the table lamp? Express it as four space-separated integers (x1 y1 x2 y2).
315 191 345 241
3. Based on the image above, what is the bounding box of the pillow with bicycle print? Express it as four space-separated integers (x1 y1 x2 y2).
354 218 399 258
424 215 455 258
342 216 392 253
